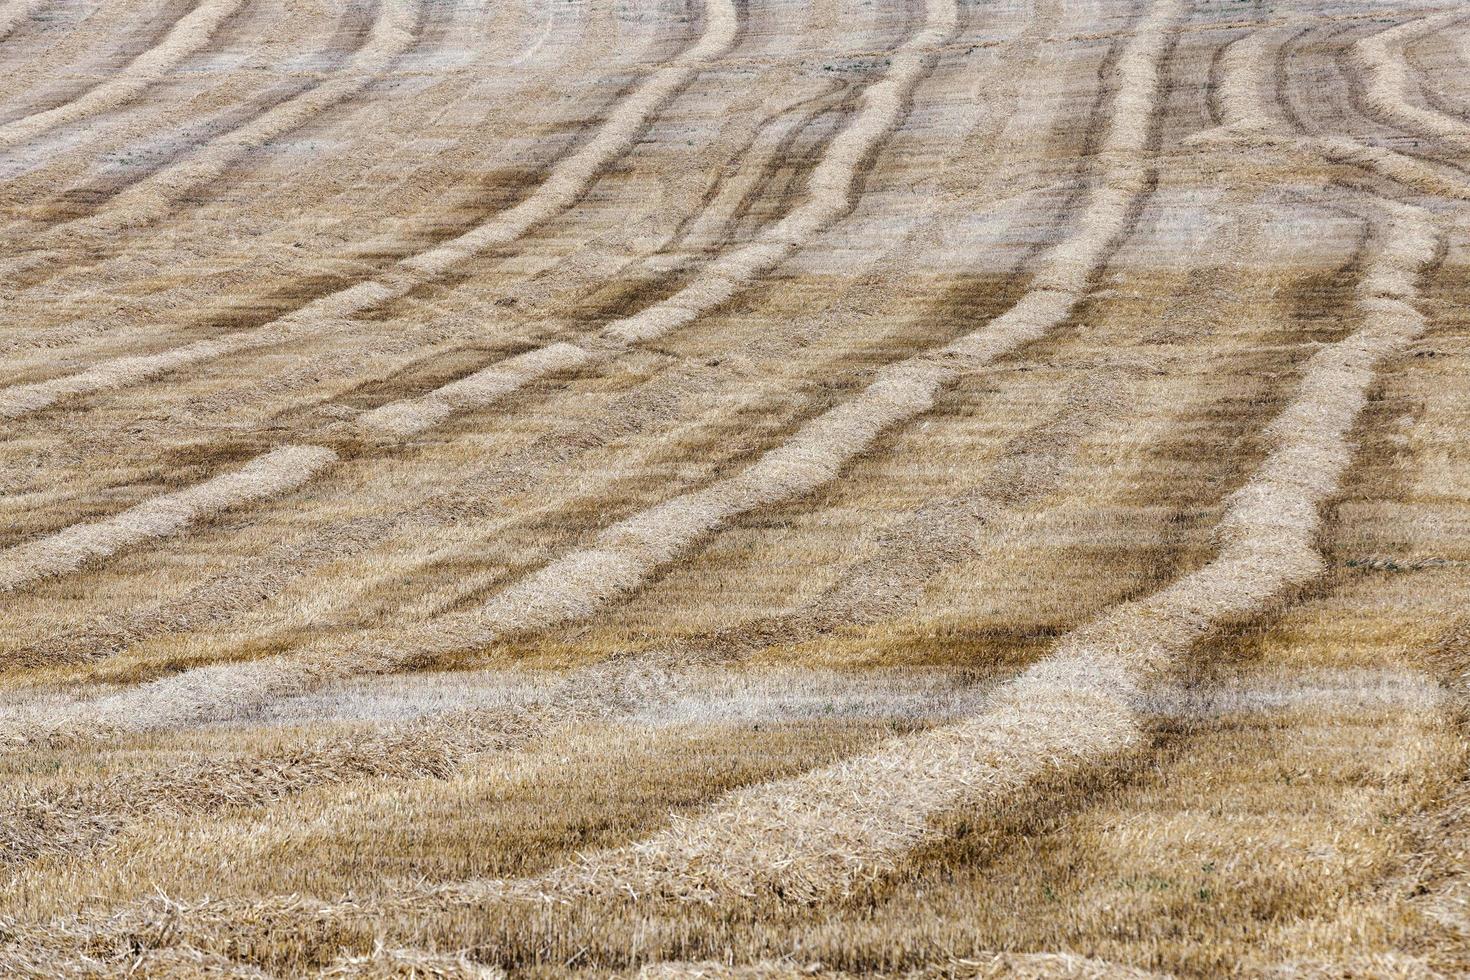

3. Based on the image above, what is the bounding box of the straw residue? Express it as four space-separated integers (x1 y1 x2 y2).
356 343 592 436
0 0 247 149
0 0 45 40
0 445 336 594
0 0 738 418
357 0 958 436
636 955 1170 979
4 0 1178 740
457 200 1440 906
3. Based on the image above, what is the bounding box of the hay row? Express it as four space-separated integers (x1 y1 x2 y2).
0 0 942 599
0 661 688 866
1354 12 1470 150
0 445 336 596
0 0 738 419
61 0 425 238
357 0 958 435
2 662 1437 870
367 0 1176 654
0 0 247 150
1201 17 1470 200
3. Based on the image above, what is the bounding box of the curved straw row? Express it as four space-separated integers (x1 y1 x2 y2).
1201 17 1470 199
0 445 337 595
456 200 1438 909
0 0 1166 744
0 0 248 150
0 0 45 41
0 0 948 682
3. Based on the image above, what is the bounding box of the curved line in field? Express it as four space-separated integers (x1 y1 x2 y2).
59 0 424 237
0 446 336 595
445 199 1438 910
0 0 1148 745
1196 18 1470 199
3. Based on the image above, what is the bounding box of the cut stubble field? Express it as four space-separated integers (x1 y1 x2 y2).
0 0 1468 977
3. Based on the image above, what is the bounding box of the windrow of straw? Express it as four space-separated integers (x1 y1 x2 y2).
0 0 896 594
1354 12 1470 151
0 446 336 595
0 0 739 420
0 0 247 150
634 955 1170 979
356 0 960 436
455 195 1438 908
1199 17 1470 200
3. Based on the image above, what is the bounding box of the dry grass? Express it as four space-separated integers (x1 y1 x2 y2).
1 0 1468 976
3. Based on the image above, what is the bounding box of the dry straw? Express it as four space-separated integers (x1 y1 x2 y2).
0 0 739 419
636 956 1170 979
0 0 247 149
463 201 1439 907
0 445 336 595
359 0 960 435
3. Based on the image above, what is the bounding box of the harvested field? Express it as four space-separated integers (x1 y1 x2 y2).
1 0 1469 976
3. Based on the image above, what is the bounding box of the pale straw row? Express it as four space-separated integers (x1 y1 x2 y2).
1196 16 1470 199
0 445 337 594
354 0 962 436
1353 11 1470 151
